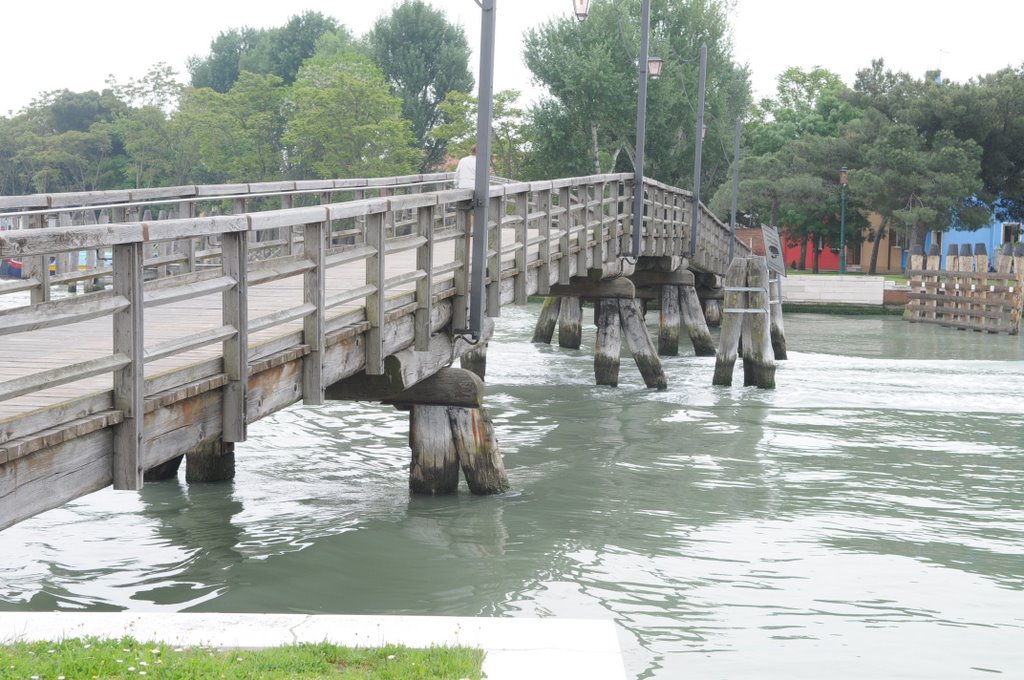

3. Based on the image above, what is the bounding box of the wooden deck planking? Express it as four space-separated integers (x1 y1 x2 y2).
0 237 478 423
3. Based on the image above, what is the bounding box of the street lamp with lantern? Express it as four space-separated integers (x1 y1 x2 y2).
573 0 591 21
647 56 664 79
839 165 848 274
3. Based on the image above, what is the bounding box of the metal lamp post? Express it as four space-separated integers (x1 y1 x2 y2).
466 0 591 338
839 165 848 274
630 0 654 258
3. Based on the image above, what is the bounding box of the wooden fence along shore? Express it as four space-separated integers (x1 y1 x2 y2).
905 243 1024 335
0 172 751 532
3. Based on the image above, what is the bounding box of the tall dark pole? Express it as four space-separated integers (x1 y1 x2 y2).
728 116 741 263
631 0 653 258
689 42 707 259
839 165 848 274
468 0 497 339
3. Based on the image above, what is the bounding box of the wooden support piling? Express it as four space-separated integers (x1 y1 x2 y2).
558 296 583 349
713 259 747 386
703 299 722 328
769 276 787 360
409 405 460 494
185 441 236 483
460 343 487 381
680 285 716 356
658 285 681 356
448 406 509 495
594 298 621 387
742 258 776 389
618 299 667 390
532 296 561 344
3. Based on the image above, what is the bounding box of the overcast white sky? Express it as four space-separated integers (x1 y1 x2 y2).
2 0 1022 116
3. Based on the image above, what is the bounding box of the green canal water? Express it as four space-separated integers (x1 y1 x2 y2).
2 307 1022 679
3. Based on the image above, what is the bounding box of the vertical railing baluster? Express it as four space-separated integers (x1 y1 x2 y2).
27 213 49 304
537 188 552 295
558 185 571 285
514 190 529 305
112 241 144 490
221 230 248 442
303 216 327 405
487 193 502 316
365 211 386 375
415 202 435 351
453 200 470 331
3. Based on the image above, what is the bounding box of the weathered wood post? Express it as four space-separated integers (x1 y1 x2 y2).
680 285 716 356
927 243 942 320
448 406 509 494
594 298 621 386
703 299 723 328
657 285 681 355
409 405 460 494
532 296 562 344
713 258 747 386
768 274 787 360
742 257 776 389
558 296 583 349
461 343 488 380
618 299 667 390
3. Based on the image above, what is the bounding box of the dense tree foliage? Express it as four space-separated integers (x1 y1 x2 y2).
187 12 343 92
1 2 1020 277
366 0 474 172
523 0 750 193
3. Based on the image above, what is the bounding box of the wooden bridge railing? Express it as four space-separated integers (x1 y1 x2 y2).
0 172 747 530
0 173 460 305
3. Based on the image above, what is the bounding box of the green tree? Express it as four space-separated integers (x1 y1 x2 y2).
431 90 531 179
366 0 474 172
283 53 418 179
523 0 749 193
846 109 983 273
175 73 287 183
188 14 342 93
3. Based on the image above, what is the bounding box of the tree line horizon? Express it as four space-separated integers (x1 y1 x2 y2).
2 0 1022 274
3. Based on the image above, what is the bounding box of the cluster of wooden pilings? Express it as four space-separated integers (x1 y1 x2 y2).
143 322 509 496
530 256 783 390
906 242 1024 335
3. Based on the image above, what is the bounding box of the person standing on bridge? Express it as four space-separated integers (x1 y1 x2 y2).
455 145 477 190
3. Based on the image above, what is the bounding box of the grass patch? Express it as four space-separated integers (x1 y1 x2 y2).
0 637 484 679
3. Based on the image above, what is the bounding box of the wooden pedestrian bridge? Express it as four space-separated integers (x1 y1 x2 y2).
0 172 759 532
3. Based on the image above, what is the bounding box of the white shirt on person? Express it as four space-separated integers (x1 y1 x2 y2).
455 154 477 189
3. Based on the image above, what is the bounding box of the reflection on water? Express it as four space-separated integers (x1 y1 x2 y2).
2 308 1023 679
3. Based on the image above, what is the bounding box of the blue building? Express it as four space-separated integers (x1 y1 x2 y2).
925 216 1021 268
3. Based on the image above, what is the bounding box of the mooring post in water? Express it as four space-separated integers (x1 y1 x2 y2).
404 369 508 495
447 406 509 494
680 285 716 356
713 258 748 386
595 298 622 386
185 440 236 483
742 257 777 389
618 299 667 390
703 298 723 328
769 275 788 360
927 244 942 320
558 295 583 349
409 405 461 494
460 342 487 381
532 296 561 344
658 285 682 356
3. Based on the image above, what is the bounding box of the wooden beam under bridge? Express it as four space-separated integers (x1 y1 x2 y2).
325 319 493 406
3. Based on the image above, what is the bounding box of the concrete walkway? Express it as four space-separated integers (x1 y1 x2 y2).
0 612 628 680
